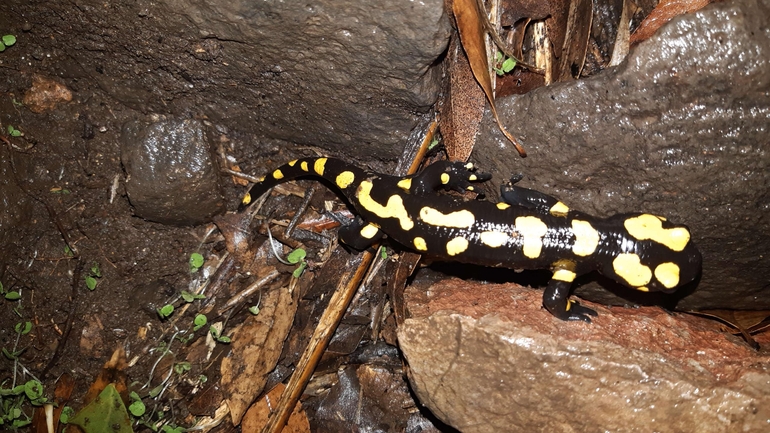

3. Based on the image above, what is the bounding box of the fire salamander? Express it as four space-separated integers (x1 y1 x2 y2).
240 157 702 322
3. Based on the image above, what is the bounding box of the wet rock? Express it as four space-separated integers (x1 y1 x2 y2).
37 0 450 160
472 0 770 310
121 118 224 225
398 279 770 433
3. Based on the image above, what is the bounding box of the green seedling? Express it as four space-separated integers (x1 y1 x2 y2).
287 248 307 278
6 125 22 137
0 35 16 52
85 262 102 291
494 51 517 76
248 305 260 315
128 391 145 417
209 326 230 344
193 314 207 331
59 406 75 424
380 246 388 260
173 362 191 375
181 290 205 303
428 137 440 150
189 252 204 273
157 304 174 319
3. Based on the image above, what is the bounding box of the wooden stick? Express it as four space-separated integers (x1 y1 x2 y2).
260 250 374 432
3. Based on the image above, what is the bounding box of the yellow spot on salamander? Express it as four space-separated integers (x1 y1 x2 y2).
469 174 477 181
357 181 414 231
479 231 509 248
636 286 650 292
464 163 474 169
273 169 284 180
259 176 266 182
397 178 412 192
624 214 690 252
314 158 327 175
413 237 427 251
360 223 379 239
336 171 355 189
549 201 570 217
419 207 475 228
654 262 680 289
515 216 548 259
301 161 309 171
288 160 298 166
446 237 469 256
572 220 599 256
242 193 252 205
613 253 652 287
552 269 576 282
466 186 474 191
496 202 511 210
440 173 450 184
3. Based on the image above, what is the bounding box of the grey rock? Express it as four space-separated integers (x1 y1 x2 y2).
472 0 770 310
121 118 224 225
398 280 770 433
50 0 450 160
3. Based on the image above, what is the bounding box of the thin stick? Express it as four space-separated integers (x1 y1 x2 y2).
260 249 375 433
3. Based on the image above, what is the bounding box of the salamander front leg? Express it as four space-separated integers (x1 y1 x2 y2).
500 176 570 217
337 217 383 250
410 161 492 195
543 279 598 322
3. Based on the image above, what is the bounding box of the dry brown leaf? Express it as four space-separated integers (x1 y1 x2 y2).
453 0 527 157
22 74 73 113
440 35 487 162
630 0 714 46
557 0 593 80
31 373 74 433
242 383 310 433
83 347 129 405
221 285 298 424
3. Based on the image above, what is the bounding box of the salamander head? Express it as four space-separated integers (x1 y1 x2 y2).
599 213 702 293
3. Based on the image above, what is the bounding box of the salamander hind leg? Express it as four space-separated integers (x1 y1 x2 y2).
411 161 492 195
543 278 598 322
500 176 570 217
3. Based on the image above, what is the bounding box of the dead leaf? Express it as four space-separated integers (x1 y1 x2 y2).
440 35 487 162
221 285 298 424
689 309 770 349
630 0 714 46
557 0 593 80
83 347 129 406
452 0 527 157
242 383 310 433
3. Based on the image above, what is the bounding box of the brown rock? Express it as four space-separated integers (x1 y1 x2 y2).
22 74 73 113
398 279 770 433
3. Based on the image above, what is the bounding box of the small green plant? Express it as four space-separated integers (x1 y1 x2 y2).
189 252 204 273
157 304 174 319
59 406 75 424
209 325 230 344
6 125 21 137
193 314 207 331
1 281 21 301
0 35 16 52
84 262 102 291
180 290 205 303
494 51 517 76
0 379 47 428
128 391 145 417
287 248 307 278
2 321 32 360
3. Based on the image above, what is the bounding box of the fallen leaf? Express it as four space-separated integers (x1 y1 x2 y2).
630 0 714 46
22 74 73 114
221 285 298 424
453 0 527 157
440 35 487 162
241 383 310 432
556 0 594 80
67 384 132 433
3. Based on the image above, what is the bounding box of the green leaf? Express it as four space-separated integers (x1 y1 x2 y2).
0 43 5 52
128 399 146 417
148 384 163 398
157 304 174 319
2 35 16 47
0 281 4 292
189 252 204 272
68 384 133 433
64 245 73 257
24 380 44 401
90 263 101 277
4 291 21 300
380 247 388 260
286 248 306 264
181 290 204 303
174 362 191 374
292 261 307 278
216 335 231 343
248 305 260 315
14 321 32 335
193 314 207 331
85 276 97 290
502 57 517 73
60 406 75 424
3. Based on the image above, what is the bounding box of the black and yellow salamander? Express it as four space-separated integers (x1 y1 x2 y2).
240 157 702 322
